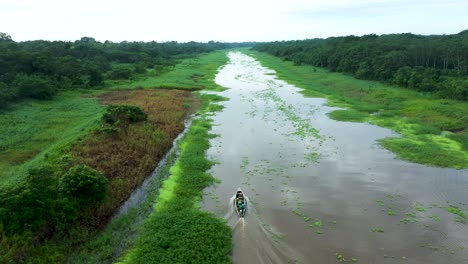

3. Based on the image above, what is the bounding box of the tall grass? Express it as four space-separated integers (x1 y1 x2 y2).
249 50 468 168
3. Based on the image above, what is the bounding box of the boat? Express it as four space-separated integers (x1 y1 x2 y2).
234 188 247 217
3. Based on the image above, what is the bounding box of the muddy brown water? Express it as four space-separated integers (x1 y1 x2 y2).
201 52 468 264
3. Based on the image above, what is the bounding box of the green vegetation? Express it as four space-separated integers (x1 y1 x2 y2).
248 50 468 168
253 32 468 101
0 91 103 187
107 50 229 91
328 109 367 122
446 206 468 223
118 93 232 264
0 33 245 110
370 228 385 233
0 49 230 263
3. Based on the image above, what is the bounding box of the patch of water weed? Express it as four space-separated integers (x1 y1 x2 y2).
376 200 385 206
400 212 419 224
305 152 320 162
446 205 468 223
335 253 358 262
370 228 385 233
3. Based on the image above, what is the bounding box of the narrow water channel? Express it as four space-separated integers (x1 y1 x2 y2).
202 52 468 263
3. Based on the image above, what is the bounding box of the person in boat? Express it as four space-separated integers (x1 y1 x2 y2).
237 198 245 213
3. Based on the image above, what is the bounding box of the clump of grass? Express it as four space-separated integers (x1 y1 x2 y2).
328 109 368 122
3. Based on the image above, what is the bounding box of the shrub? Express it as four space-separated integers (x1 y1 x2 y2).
61 165 108 207
14 74 56 100
102 104 147 127
108 65 134 80
134 63 147 74
0 166 58 234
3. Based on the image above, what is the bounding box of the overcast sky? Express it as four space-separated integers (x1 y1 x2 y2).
1 0 467 42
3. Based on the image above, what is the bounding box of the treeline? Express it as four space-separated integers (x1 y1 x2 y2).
0 32 251 109
253 31 468 100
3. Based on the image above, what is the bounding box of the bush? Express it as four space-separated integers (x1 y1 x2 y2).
61 165 108 207
108 65 134 80
102 104 147 127
14 74 57 100
134 63 147 74
0 166 58 234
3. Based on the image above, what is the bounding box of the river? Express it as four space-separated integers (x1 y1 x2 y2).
202 52 468 263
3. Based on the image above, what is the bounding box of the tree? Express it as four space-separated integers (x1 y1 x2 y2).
0 32 12 41
14 74 56 100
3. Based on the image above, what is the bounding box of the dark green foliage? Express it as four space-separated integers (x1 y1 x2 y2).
102 104 147 126
253 31 468 101
61 165 108 206
108 65 135 80
14 74 57 100
0 162 108 237
0 33 250 109
0 166 58 235
133 63 148 74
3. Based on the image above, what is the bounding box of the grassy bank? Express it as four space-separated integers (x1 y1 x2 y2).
0 50 230 263
117 93 231 264
248 50 468 169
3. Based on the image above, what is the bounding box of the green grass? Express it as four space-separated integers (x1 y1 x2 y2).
328 109 368 122
117 93 232 264
248 50 468 169
0 90 104 187
106 51 228 91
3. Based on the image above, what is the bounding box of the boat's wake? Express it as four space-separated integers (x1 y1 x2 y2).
225 193 305 263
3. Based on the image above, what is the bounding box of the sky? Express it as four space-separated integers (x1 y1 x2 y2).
1 0 468 42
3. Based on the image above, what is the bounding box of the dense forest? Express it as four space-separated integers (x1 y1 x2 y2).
0 32 249 109
253 31 468 101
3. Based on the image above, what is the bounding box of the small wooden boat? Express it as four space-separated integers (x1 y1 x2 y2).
234 188 247 217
